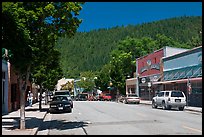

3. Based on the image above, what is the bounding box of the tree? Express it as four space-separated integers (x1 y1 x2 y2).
32 47 63 109
32 49 63 108
109 51 132 95
94 64 112 91
108 34 189 95
61 80 74 92
2 2 84 129
76 71 96 93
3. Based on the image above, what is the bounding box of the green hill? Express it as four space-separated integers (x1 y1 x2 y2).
55 16 202 78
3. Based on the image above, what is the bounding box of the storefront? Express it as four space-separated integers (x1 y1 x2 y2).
153 46 202 107
126 78 136 95
136 46 188 100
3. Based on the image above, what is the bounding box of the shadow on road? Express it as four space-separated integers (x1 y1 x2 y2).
38 120 89 131
2 116 44 130
25 108 49 112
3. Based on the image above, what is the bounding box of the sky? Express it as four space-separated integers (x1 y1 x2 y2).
77 2 202 32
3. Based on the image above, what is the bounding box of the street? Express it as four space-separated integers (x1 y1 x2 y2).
37 101 202 135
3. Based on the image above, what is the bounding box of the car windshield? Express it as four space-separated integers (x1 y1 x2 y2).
171 91 184 97
127 94 138 97
55 91 70 96
53 96 68 101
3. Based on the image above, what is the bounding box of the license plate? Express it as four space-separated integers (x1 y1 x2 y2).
59 107 63 110
175 99 181 102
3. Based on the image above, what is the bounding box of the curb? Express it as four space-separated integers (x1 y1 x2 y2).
32 127 38 135
184 108 202 113
33 111 48 135
140 102 202 113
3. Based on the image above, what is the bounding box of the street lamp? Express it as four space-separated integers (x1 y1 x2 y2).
109 81 113 87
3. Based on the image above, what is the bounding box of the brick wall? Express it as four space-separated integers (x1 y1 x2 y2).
8 63 32 112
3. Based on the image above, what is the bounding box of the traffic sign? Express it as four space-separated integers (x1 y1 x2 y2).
148 82 151 87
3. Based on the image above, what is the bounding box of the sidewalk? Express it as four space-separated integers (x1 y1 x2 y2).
2 102 49 135
140 100 202 113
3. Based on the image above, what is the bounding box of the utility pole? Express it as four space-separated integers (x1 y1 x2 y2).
187 77 191 106
148 82 151 101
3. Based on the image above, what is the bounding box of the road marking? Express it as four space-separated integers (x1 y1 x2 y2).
182 125 202 133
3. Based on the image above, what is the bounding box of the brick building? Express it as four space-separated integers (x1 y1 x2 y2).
2 48 38 114
135 46 188 100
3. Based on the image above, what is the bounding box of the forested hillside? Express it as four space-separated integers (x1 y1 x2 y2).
55 16 202 78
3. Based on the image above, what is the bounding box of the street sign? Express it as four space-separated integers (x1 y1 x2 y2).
148 82 151 87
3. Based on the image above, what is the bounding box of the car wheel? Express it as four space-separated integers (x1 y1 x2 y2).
167 105 171 110
152 100 157 108
67 109 72 113
123 100 127 104
162 101 167 110
178 107 184 111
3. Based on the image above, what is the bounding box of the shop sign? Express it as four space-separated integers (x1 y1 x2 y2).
139 77 150 84
141 78 146 83
140 63 160 74
148 82 151 87
140 66 148 73
150 75 159 82
150 64 160 70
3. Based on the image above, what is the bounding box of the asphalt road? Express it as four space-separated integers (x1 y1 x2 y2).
37 101 202 135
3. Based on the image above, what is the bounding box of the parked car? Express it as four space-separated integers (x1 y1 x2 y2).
102 93 112 101
88 95 98 101
118 95 126 103
54 90 73 108
96 94 104 101
75 93 88 101
152 90 186 111
49 95 72 113
123 94 140 104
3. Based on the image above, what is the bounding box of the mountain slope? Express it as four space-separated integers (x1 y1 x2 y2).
55 16 202 78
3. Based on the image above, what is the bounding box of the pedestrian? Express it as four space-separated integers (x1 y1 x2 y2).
27 91 33 107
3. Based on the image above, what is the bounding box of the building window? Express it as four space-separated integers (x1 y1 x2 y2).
2 71 5 79
128 88 130 94
191 81 202 94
